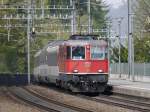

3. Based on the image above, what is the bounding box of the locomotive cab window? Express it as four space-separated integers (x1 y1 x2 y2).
72 46 85 59
67 46 71 59
91 46 106 60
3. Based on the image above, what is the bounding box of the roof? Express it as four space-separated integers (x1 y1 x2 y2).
34 35 108 57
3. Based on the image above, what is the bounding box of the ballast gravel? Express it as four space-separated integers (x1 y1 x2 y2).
0 87 46 112
28 85 140 112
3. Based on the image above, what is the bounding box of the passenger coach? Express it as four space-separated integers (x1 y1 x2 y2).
34 35 109 92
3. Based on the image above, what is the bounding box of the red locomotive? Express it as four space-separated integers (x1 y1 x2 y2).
34 35 109 92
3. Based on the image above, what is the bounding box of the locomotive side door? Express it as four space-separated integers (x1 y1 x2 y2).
58 45 66 73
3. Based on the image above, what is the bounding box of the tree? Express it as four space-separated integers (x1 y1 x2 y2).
0 0 109 73
134 34 150 62
0 0 27 73
133 0 150 62
75 0 108 34
110 44 128 63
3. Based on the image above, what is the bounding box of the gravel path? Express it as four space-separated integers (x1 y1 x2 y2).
0 87 46 112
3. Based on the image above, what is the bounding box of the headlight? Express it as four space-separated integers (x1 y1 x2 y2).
73 69 78 73
98 69 103 73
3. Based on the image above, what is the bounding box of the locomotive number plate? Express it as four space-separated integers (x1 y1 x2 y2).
84 62 91 67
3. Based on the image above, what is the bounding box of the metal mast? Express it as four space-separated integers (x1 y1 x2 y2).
70 0 76 34
128 0 132 79
27 1 31 84
88 0 91 33
41 0 45 18
118 17 124 78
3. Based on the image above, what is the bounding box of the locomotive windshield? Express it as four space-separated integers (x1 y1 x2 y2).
69 35 98 40
72 46 85 59
91 46 107 60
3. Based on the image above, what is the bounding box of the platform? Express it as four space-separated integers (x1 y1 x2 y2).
109 78 150 98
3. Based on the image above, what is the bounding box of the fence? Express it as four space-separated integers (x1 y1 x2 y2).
0 73 29 86
110 63 150 76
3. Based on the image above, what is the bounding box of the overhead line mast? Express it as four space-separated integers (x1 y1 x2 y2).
88 0 91 33
0 0 74 84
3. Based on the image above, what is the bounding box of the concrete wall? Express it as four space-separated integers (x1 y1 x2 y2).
110 63 150 82
110 74 150 83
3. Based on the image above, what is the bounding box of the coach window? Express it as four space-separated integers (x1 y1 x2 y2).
72 46 85 59
67 46 71 59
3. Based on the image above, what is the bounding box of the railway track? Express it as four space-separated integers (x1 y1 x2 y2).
25 85 150 112
77 93 150 112
8 86 92 112
108 92 150 106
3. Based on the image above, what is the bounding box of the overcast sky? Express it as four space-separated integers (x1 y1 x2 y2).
103 0 128 37
104 0 127 9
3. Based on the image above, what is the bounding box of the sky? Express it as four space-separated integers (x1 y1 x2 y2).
103 0 128 37
104 0 127 9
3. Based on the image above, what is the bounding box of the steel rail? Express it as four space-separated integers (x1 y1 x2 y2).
7 87 60 112
22 85 150 112
109 92 150 106
77 94 150 112
23 87 93 112
7 87 86 112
